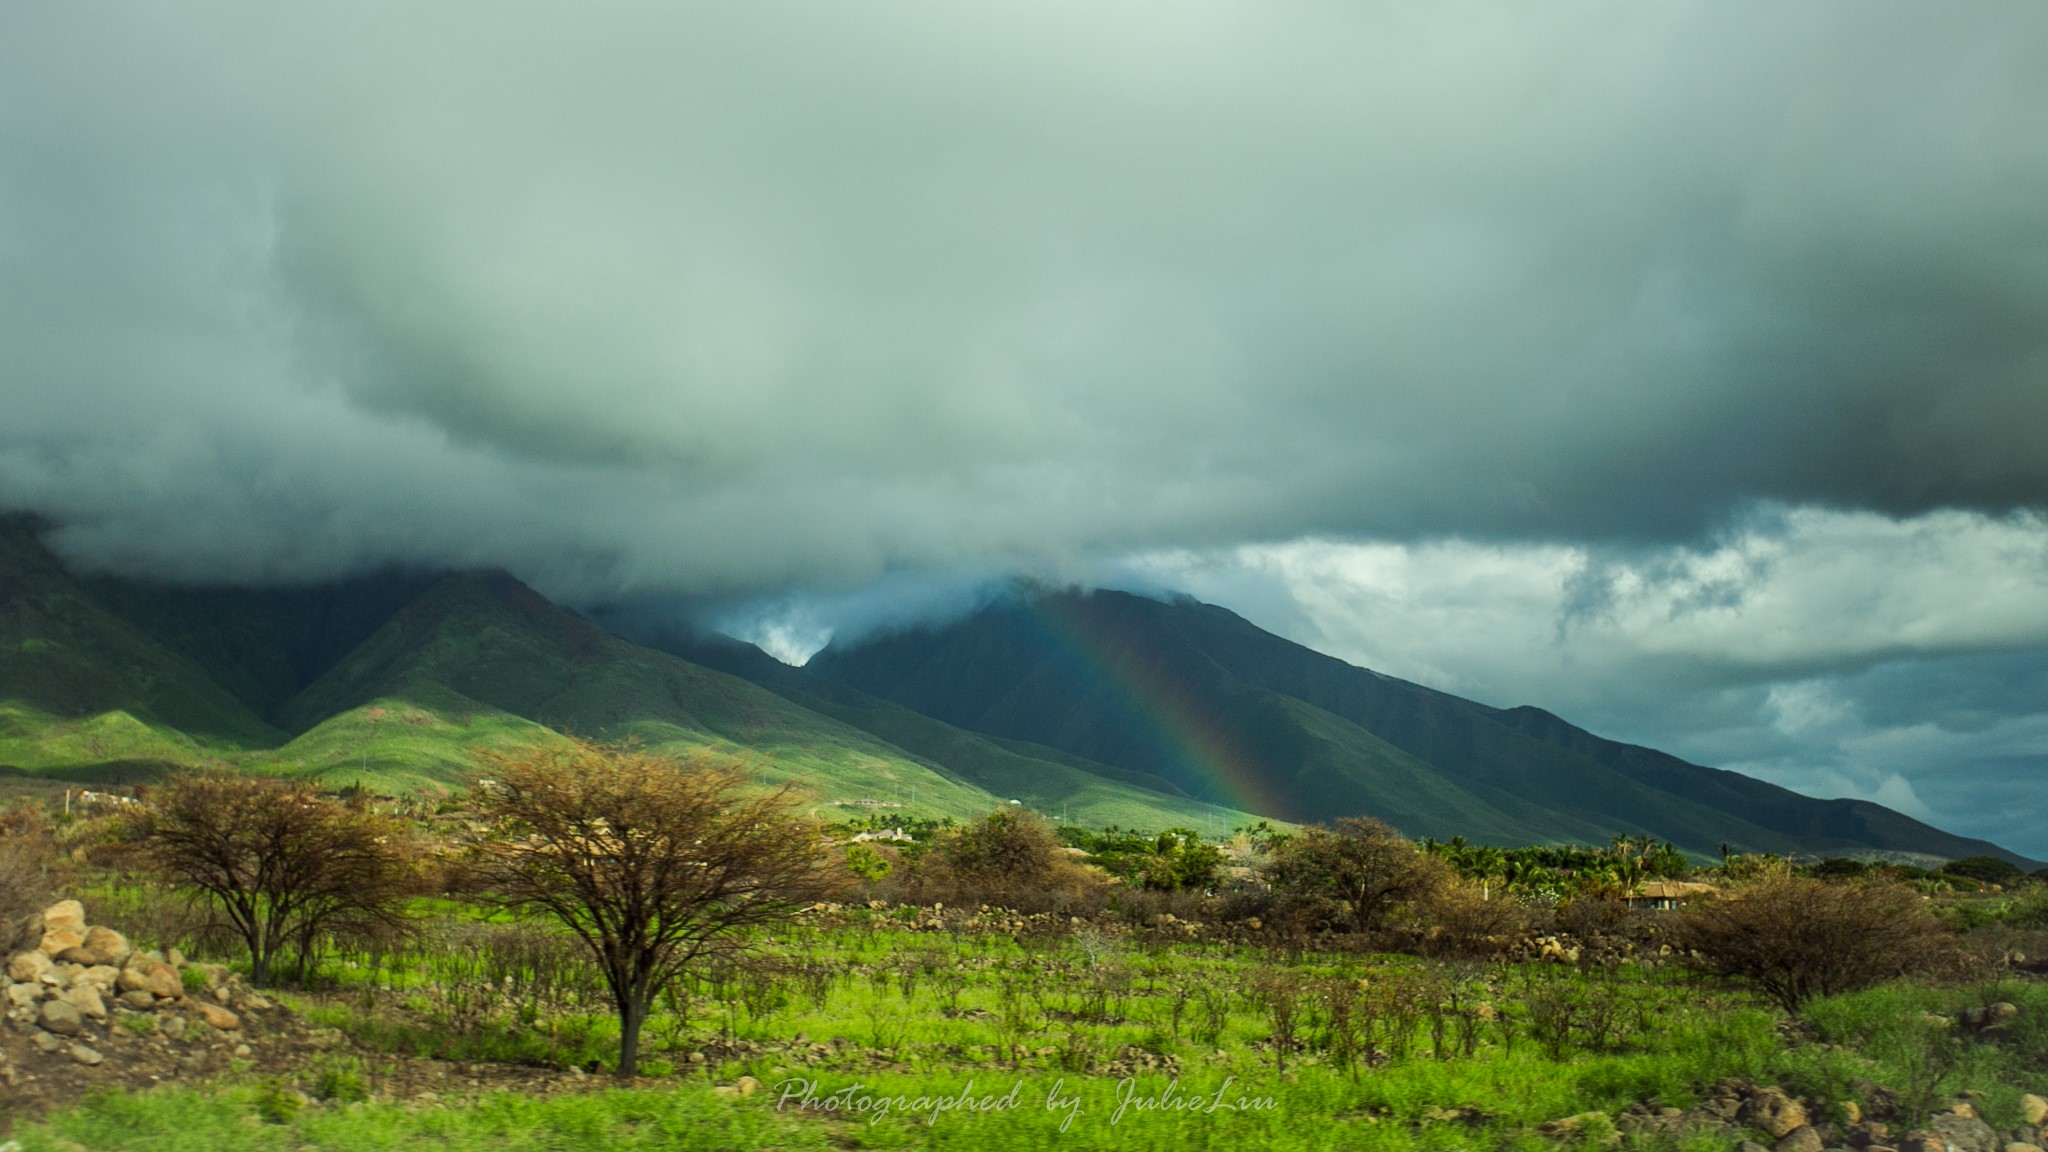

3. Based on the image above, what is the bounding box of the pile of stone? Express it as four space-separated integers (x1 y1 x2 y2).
1610 1078 2048 1152
2 899 264 1070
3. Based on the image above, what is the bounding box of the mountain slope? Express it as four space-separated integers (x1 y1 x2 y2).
626 628 1265 836
0 517 282 750
808 586 2041 867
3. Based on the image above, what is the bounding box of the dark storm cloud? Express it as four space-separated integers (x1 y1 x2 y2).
3 2 2047 599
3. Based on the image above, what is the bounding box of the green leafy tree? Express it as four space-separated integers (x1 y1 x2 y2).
1265 816 1447 933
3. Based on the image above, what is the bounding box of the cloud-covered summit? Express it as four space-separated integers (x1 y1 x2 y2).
4 2 2047 600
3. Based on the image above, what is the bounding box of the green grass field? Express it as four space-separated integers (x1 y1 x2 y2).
15 898 2044 1152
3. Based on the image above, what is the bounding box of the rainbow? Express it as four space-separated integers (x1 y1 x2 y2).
1018 591 1281 818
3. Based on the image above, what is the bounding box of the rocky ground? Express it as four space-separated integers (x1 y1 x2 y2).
0 900 617 1132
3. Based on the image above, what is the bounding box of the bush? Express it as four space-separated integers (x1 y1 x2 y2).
1942 856 2023 885
1410 876 1530 959
1263 816 1448 934
911 809 1107 914
0 800 61 950
1676 875 1974 1012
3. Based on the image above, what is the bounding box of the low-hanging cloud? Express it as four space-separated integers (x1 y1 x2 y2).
4 2 2048 600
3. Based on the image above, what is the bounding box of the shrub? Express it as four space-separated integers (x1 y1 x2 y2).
911 809 1107 914
0 799 61 950
1411 876 1531 959
1676 875 1974 1012
1942 856 2023 885
1263 816 1448 934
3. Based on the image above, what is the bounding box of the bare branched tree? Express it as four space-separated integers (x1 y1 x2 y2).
463 740 843 1076
135 773 419 986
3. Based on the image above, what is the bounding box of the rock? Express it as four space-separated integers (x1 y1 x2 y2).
161 1015 187 1041
2004 1144 2043 1152
1743 1091 1812 1140
7 951 52 984
80 965 118 993
735 1075 762 1097
1777 1128 1825 1152
241 993 273 1011
55 946 100 966
68 1043 102 1067
117 962 155 993
192 1001 240 1031
83 927 131 966
1543 1112 1621 1147
37 928 84 958
1929 1113 1999 1152
61 984 106 1020
1843 1103 1862 1125
5 982 40 1008
40 900 86 936
1740 1142 1772 1152
146 965 182 1000
119 989 155 1010
30 1030 61 1053
38 998 83 1036
2023 1097 2048 1127
1952 1103 1981 1120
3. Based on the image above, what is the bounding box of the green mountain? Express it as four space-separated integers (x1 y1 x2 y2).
805 586 2043 868
0 518 1262 833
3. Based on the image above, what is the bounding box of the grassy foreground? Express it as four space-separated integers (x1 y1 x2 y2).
10 901 2045 1151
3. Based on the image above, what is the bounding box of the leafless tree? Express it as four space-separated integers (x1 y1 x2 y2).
463 740 843 1076
135 772 419 986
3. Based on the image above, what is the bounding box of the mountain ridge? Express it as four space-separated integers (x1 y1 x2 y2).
806 585 2041 868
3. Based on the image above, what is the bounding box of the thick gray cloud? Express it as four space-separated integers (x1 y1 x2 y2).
4 3 2046 852
4 2 2048 598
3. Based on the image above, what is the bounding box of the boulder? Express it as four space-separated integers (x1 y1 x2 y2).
146 964 183 1000
735 1075 763 1097
61 984 106 1020
40 900 85 937
1777 1129 1825 1152
79 965 119 993
68 1042 102 1066
119 989 155 1011
7 950 51 984
37 927 84 957
38 998 83 1036
82 926 131 966
1743 1091 1811 1140
192 1001 240 1031
5 981 41 1008
2024 1097 2048 1128
116 962 155 994
55 945 101 966
1929 1113 1999 1152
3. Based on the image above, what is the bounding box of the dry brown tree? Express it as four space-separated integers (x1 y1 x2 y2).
1676 873 1973 1013
463 740 843 1076
135 772 419 986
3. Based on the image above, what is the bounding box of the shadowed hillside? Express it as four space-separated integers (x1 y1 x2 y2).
807 586 2042 867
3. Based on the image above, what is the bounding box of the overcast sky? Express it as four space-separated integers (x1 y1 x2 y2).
4 3 2045 854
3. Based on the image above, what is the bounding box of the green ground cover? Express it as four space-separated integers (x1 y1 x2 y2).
14 901 2043 1152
